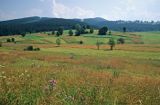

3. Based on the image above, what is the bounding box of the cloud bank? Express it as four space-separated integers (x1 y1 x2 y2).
52 0 95 19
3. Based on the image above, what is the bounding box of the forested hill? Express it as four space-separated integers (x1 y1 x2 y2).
0 16 160 36
0 17 87 36
82 17 160 32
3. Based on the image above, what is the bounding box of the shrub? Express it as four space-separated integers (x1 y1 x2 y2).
52 31 55 35
96 40 100 50
117 38 125 44
108 38 116 50
56 38 61 46
34 48 40 51
90 28 94 33
6 38 11 42
24 46 33 51
109 31 112 35
75 31 81 36
24 46 40 51
69 30 73 36
11 38 15 42
56 31 60 37
79 40 83 44
21 33 26 37
98 27 108 35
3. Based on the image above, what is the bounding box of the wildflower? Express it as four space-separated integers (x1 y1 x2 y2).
44 79 57 95
49 79 57 86
48 79 57 91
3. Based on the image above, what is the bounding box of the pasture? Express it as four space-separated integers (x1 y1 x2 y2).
0 31 160 105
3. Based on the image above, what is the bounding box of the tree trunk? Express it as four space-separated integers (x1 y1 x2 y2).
110 46 113 50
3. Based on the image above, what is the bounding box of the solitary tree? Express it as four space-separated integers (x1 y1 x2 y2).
52 31 55 35
58 27 63 35
21 33 26 37
123 27 126 33
11 38 15 42
75 24 81 36
98 26 108 35
90 28 94 34
109 31 112 35
69 30 73 36
56 38 61 46
96 40 100 50
6 38 11 42
56 31 60 37
108 38 116 50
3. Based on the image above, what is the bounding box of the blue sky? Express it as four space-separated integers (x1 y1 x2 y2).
0 0 159 21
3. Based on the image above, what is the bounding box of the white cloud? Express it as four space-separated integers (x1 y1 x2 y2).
52 0 95 19
102 0 160 21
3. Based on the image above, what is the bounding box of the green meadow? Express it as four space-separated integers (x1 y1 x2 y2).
0 31 160 105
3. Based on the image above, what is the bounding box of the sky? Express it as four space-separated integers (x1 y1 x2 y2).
0 0 160 21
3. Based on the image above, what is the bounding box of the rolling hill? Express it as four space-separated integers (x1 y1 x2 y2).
0 16 87 36
0 16 160 36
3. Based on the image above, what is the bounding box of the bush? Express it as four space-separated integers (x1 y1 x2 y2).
24 46 33 51
24 46 40 51
90 28 94 33
6 38 11 42
117 38 125 44
34 48 40 51
79 40 83 44
11 38 15 42
52 31 55 35
98 27 108 35
21 33 26 37
56 38 61 46
108 38 116 50
69 30 73 36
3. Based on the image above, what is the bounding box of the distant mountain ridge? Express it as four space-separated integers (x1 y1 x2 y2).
0 16 160 36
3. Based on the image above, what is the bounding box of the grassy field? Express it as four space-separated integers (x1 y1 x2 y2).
0 31 160 105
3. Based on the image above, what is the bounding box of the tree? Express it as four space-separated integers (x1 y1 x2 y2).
11 38 15 42
75 31 81 36
117 38 125 44
75 24 81 31
57 27 63 35
108 38 115 50
52 31 55 35
79 40 83 44
86 25 90 29
96 40 100 50
21 33 26 37
98 27 108 35
24 46 33 51
75 24 81 36
69 30 73 36
123 27 126 33
56 31 60 36
90 28 94 33
56 38 61 46
6 38 11 42
109 31 112 35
